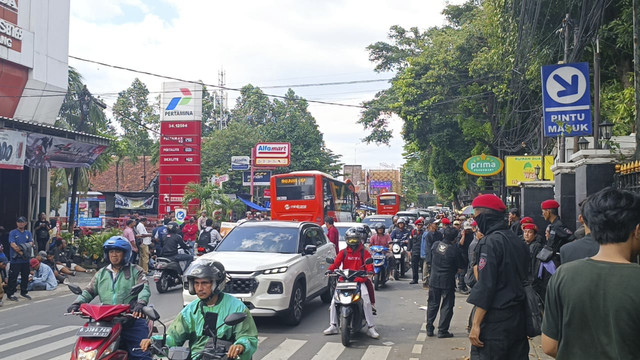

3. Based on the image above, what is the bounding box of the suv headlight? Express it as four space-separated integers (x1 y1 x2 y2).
262 266 288 274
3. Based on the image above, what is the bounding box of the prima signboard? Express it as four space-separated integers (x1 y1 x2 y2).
463 154 504 177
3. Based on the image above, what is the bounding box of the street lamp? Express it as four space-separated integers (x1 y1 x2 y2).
599 120 614 149
577 137 589 151
534 164 541 180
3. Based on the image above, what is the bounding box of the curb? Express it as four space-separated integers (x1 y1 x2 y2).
1 272 94 309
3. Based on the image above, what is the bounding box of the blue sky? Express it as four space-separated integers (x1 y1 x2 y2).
69 0 463 169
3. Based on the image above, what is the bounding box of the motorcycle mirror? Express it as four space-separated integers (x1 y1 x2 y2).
128 283 145 297
326 257 335 264
68 284 83 295
223 312 248 326
365 258 374 265
142 306 161 321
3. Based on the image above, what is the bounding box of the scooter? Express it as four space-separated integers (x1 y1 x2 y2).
326 257 374 347
154 249 192 293
141 306 248 359
66 283 153 360
369 245 389 290
389 239 408 279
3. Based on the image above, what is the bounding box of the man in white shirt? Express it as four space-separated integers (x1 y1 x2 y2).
199 219 223 247
136 218 152 273
197 211 208 232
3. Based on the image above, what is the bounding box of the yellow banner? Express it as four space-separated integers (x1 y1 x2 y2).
505 156 554 187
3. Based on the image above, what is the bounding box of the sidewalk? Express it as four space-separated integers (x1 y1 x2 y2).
417 291 552 360
1 271 94 308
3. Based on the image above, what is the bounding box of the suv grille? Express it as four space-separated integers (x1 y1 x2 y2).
225 278 258 294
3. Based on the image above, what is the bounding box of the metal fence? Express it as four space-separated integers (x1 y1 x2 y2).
614 161 640 193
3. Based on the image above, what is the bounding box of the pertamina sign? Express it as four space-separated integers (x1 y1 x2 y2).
255 142 290 167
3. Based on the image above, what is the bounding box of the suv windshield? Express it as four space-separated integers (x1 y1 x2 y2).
216 226 299 254
362 217 393 229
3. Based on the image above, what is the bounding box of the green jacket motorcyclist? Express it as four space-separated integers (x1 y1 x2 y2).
140 261 258 359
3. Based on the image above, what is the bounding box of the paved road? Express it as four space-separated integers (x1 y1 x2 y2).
0 270 551 360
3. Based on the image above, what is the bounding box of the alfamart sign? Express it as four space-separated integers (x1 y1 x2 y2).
463 154 504 177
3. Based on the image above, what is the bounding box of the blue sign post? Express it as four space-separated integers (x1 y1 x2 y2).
541 62 592 137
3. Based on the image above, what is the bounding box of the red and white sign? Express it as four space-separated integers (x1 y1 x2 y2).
255 142 290 167
0 128 26 170
264 188 271 198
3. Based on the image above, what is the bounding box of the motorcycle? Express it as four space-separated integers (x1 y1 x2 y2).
141 306 248 359
326 257 374 347
389 239 408 279
66 283 153 360
154 249 192 293
369 245 389 290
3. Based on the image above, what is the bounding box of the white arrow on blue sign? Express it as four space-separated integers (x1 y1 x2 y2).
541 62 592 137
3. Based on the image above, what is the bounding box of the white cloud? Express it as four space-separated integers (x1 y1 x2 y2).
69 0 462 169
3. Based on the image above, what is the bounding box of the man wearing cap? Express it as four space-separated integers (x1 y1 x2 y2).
467 195 529 359
6 217 34 301
27 258 57 291
541 199 573 263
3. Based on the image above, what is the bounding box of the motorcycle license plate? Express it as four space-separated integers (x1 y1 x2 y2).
394 254 401 259
77 326 112 337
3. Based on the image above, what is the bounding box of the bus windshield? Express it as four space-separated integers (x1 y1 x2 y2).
275 176 315 201
378 195 397 205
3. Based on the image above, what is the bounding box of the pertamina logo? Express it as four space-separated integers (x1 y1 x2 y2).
165 88 194 117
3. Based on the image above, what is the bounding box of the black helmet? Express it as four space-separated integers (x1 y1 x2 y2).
185 260 227 297
167 222 180 234
374 223 386 231
345 226 367 248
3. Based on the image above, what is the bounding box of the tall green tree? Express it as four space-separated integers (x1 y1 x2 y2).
112 78 158 156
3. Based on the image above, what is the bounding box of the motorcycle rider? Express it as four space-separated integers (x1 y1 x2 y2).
160 222 193 271
139 261 258 360
389 217 410 277
324 227 379 339
369 223 395 280
67 237 151 360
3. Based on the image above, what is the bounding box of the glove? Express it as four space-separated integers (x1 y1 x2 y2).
325 270 333 276
132 301 146 315
67 303 81 313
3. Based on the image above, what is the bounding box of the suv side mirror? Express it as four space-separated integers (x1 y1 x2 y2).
304 245 317 255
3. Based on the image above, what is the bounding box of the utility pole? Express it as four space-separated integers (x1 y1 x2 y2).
68 86 91 232
559 13 570 163
593 37 601 149
634 0 640 159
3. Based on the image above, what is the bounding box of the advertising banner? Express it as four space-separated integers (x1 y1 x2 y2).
369 180 392 195
115 194 155 209
243 170 271 186
254 142 290 167
505 156 555 186
25 134 107 168
231 156 250 170
0 128 27 170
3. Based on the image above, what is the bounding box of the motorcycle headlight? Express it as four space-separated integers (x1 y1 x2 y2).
339 293 352 304
392 244 401 253
77 349 97 360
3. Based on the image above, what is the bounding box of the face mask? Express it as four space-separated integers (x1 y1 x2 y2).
474 212 506 235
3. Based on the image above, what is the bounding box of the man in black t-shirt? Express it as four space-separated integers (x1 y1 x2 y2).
542 188 640 359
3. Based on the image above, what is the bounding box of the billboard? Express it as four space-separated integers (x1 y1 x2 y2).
0 129 27 170
24 134 107 168
255 142 290 167
505 156 555 187
369 180 392 195
243 170 271 186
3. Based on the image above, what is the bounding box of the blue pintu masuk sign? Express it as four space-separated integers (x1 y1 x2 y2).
541 62 592 137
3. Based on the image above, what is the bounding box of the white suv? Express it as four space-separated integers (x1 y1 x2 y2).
182 220 336 325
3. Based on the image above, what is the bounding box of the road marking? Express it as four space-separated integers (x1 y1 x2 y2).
412 344 423 354
310 342 344 360
421 322 427 331
5 336 77 360
416 332 426 341
48 354 70 360
0 325 49 342
258 336 268 345
0 325 76 352
361 345 391 359
261 339 306 360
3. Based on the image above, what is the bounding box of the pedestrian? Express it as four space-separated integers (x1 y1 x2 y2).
559 200 599 264
197 210 208 231
409 218 426 284
422 220 443 288
52 238 90 274
198 218 223 248
508 208 522 237
6 216 34 301
467 194 530 360
426 224 465 338
123 219 138 264
33 212 51 252
136 217 152 273
27 258 57 291
325 216 339 254
522 223 546 301
541 199 573 263
455 223 473 294
181 216 198 246
153 217 170 257
541 188 640 359
0 253 7 305
38 250 67 284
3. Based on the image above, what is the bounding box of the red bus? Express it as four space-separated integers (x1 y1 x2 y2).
270 171 357 225
376 192 402 215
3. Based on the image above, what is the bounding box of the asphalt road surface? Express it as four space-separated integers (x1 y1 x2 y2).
0 271 551 360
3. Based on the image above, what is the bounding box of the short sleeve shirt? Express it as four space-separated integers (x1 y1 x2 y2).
9 229 33 263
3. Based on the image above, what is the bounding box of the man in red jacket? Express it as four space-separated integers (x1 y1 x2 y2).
324 227 379 339
325 217 339 254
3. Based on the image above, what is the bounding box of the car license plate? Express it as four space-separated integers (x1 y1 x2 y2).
77 326 112 337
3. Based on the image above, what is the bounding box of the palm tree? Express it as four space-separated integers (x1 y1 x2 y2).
182 183 246 221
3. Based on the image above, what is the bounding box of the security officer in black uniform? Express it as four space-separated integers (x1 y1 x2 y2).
467 194 530 360
541 199 573 264
426 225 465 337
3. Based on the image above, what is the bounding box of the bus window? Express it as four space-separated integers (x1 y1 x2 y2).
379 195 397 206
275 177 315 200
323 178 335 213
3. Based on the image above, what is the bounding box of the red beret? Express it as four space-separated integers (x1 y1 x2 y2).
441 218 451 225
472 194 507 212
520 216 534 224
471 221 477 227
522 223 538 232
29 258 39 268
541 199 560 209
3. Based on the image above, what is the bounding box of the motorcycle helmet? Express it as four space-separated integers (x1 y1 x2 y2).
345 226 367 249
167 221 179 234
103 236 132 265
185 260 228 298
374 223 386 232
397 217 406 226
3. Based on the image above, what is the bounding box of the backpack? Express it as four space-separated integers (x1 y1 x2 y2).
197 230 212 247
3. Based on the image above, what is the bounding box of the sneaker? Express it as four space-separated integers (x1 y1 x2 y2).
323 324 339 335
21 294 32 300
71 271 77 276
366 326 380 339
8 295 18 301
437 331 454 338
63 278 70 284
